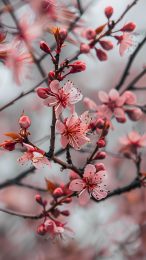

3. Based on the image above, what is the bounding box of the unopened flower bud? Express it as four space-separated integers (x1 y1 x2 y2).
35 194 42 204
61 210 70 216
97 139 106 148
51 209 60 218
69 61 86 73
53 187 64 198
59 28 67 41
84 29 96 40
36 87 49 99
95 48 108 61
40 41 51 53
99 40 113 50
37 224 47 236
19 114 31 129
94 151 106 160
104 6 113 19
126 108 143 121
96 118 105 129
48 70 55 80
80 43 90 54
63 197 72 204
121 22 136 32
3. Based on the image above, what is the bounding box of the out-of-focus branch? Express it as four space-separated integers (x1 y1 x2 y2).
77 0 83 15
126 68 146 91
0 167 35 189
0 76 47 112
116 35 146 91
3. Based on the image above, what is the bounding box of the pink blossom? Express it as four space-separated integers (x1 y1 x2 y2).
37 80 82 118
120 131 146 154
18 15 43 43
69 164 107 205
18 143 50 168
44 219 73 239
98 89 126 122
56 112 90 150
116 33 133 56
84 90 141 124
5 40 32 85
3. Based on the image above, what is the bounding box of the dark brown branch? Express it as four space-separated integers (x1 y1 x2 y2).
77 0 83 15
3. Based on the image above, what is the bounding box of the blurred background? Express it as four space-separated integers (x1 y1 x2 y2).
0 0 146 259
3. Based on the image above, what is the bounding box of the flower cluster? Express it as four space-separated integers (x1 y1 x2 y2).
84 89 142 124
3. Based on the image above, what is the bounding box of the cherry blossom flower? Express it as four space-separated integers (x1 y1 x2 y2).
38 219 73 239
37 80 82 118
120 131 146 154
18 15 43 43
69 164 107 205
86 89 140 123
4 40 32 85
56 112 90 150
18 143 50 168
116 33 133 56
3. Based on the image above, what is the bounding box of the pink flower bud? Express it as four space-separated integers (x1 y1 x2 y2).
37 224 47 236
51 209 60 218
84 28 96 40
80 43 90 54
121 22 136 32
48 70 55 80
99 40 114 50
115 35 124 43
126 108 143 121
61 210 70 216
59 28 67 40
40 41 51 53
70 61 86 73
19 114 31 129
104 6 114 19
36 87 49 99
97 139 106 148
63 197 72 204
53 187 64 198
35 194 42 204
94 151 106 160
95 48 108 61
95 163 105 171
96 118 105 129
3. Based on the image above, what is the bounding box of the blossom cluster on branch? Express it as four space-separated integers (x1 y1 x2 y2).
0 0 146 249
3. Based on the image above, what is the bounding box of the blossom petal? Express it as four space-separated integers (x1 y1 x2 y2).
50 80 60 93
56 120 65 133
98 91 109 103
84 97 98 110
69 179 85 191
84 164 96 178
79 188 90 205
44 96 58 107
92 188 107 200
109 89 119 101
61 135 69 148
